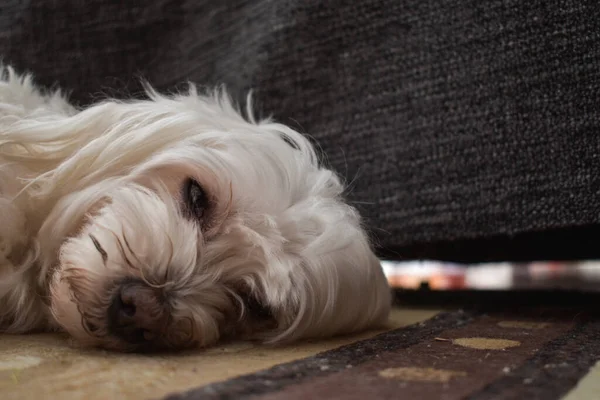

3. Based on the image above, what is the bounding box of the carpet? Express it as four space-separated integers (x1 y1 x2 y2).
166 306 600 400
2 304 600 400
0 308 438 400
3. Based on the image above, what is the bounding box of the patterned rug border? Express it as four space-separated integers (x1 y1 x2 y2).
465 313 600 400
163 310 477 400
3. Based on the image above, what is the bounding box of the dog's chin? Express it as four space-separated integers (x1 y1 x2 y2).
48 264 219 353
49 278 205 352
48 270 108 348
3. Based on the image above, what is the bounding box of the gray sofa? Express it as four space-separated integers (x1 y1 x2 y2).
2 0 599 262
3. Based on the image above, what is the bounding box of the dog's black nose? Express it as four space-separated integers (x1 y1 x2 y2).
108 280 167 345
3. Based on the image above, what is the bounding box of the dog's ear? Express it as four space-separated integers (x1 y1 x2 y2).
222 281 279 341
251 222 392 344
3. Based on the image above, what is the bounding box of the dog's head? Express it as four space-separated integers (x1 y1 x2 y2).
19 88 391 352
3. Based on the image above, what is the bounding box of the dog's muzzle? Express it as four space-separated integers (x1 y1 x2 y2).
107 279 169 347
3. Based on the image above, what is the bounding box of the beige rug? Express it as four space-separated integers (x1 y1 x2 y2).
0 308 439 400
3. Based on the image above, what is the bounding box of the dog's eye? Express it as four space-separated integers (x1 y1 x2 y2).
183 178 208 220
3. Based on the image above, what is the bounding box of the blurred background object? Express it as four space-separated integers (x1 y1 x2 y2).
383 259 600 292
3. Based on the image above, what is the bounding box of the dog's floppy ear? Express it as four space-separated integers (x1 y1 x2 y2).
221 281 279 341
274 252 391 343
249 211 392 344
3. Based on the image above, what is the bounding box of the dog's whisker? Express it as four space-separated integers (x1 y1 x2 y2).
119 228 167 288
120 229 143 268
164 233 175 283
111 232 137 272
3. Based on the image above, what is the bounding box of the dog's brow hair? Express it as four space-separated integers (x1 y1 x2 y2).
113 232 137 271
88 234 108 265
121 230 154 285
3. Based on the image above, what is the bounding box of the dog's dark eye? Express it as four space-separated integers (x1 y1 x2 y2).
183 178 208 220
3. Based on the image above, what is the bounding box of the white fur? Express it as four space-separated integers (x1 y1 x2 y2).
0 66 391 351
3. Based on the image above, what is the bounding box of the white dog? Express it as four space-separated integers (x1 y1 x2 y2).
0 66 391 352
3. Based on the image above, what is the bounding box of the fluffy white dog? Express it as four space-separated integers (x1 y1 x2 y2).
0 66 391 352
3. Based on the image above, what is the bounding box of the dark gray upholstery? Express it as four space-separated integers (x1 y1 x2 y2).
1 0 599 261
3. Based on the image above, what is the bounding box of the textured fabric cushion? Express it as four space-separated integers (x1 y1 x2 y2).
1 0 599 260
